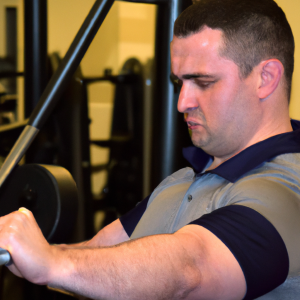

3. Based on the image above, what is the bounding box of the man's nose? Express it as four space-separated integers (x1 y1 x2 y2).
177 83 199 113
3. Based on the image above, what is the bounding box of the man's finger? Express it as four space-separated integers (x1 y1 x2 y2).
18 207 31 217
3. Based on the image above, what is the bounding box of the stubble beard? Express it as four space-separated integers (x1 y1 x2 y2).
187 110 212 150
191 129 212 150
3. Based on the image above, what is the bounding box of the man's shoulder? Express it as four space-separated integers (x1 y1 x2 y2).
236 152 300 186
225 152 300 278
271 152 300 170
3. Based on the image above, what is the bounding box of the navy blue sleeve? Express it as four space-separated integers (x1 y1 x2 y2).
119 195 150 237
189 205 289 300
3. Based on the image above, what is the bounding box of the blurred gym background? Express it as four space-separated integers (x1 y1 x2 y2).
0 0 299 299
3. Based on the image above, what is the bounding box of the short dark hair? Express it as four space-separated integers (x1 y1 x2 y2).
174 0 295 100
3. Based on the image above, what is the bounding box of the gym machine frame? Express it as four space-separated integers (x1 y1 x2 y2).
0 0 183 264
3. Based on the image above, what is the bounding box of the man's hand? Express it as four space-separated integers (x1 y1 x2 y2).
0 208 56 285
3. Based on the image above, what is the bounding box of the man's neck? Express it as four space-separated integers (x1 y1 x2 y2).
206 120 293 171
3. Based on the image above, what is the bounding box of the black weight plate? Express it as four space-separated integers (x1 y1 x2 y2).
0 164 78 243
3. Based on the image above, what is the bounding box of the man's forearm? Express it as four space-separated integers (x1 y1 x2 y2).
58 219 130 249
1 210 245 300
49 233 201 300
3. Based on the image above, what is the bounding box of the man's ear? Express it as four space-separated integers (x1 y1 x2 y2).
257 59 284 100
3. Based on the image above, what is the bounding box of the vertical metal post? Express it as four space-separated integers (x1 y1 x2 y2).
151 0 183 188
24 0 48 118
23 1 47 293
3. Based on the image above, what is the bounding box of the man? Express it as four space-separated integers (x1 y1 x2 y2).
0 0 300 299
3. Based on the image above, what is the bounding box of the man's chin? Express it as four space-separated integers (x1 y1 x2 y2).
191 137 216 156
191 139 207 150
191 132 208 146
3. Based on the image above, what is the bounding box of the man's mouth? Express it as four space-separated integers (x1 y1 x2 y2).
184 113 203 129
186 121 200 129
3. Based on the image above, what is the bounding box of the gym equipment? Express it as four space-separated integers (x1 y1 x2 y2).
0 0 187 266
0 0 115 265
90 58 144 226
0 164 78 265
0 0 115 188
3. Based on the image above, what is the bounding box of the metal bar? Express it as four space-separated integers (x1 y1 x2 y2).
0 0 114 188
161 0 182 177
24 0 48 118
28 0 115 129
0 125 39 187
122 0 168 3
151 0 182 188
0 248 11 266
0 72 24 79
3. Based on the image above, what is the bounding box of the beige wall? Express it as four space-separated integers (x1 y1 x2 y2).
0 0 24 121
48 1 156 196
48 0 119 111
118 2 156 66
1 1 299 120
275 0 300 119
48 1 156 100
48 0 119 75
47 1 300 123
8 1 299 190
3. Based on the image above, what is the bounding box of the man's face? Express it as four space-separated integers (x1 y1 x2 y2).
171 27 262 159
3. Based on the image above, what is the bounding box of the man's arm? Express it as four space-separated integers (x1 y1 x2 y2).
60 219 130 249
0 209 246 300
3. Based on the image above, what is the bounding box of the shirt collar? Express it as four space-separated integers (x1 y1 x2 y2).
183 119 300 183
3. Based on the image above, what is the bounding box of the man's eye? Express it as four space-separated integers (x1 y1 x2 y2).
195 80 215 89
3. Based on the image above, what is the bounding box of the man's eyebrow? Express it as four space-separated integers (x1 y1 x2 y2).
170 73 215 80
182 74 215 80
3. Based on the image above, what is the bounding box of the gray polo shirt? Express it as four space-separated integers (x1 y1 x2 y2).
120 120 300 299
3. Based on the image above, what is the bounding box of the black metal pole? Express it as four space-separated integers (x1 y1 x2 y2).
0 0 115 188
151 0 183 188
28 0 115 129
24 0 48 118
